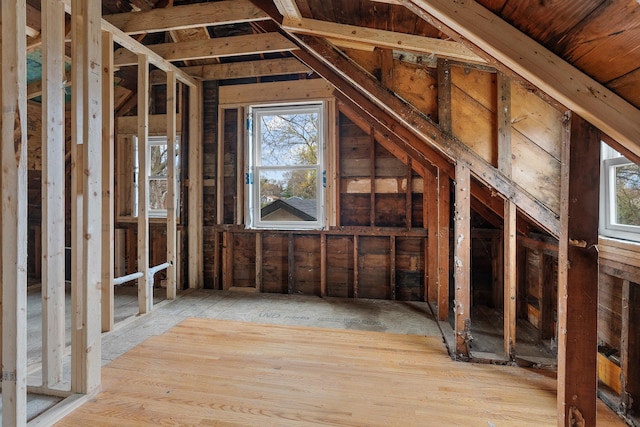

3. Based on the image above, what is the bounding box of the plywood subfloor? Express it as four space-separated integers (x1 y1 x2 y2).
57 318 624 426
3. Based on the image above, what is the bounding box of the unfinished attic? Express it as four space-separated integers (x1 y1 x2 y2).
1 0 640 425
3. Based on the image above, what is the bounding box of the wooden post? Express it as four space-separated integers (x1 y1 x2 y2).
353 234 359 298
390 236 396 300
454 162 471 358
320 233 327 297
188 83 203 288
288 233 295 294
101 29 115 333
369 127 376 226
503 200 517 359
437 58 452 133
255 232 263 292
1 0 28 422
406 159 413 229
236 107 245 225
437 169 450 321
41 0 66 386
70 0 85 395
70 0 102 395
497 73 511 176
621 281 640 414
166 71 177 300
426 170 438 304
557 112 600 426
138 54 151 314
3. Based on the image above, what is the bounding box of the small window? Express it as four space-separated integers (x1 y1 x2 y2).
600 143 640 241
133 136 180 219
247 103 325 229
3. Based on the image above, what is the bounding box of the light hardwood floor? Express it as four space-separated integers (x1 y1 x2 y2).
57 317 624 426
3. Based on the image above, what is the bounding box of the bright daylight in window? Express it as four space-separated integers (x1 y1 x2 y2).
600 142 640 242
248 103 324 230
133 136 180 218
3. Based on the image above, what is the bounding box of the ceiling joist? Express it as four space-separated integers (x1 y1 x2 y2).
282 17 485 64
103 0 269 35
113 33 297 67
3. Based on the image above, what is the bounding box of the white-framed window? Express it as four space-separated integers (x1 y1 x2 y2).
247 103 325 230
600 142 640 241
133 135 180 219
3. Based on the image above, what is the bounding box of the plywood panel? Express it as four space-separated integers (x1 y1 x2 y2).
451 66 496 112
511 130 561 214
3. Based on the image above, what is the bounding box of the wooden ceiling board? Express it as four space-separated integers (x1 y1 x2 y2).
306 0 338 22
473 0 508 14
556 0 640 82
497 0 604 47
607 68 640 109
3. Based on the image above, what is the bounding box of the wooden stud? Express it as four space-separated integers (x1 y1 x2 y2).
453 162 471 358
41 0 66 386
213 231 220 290
622 281 640 413
188 83 204 288
326 99 338 227
437 170 450 321
137 54 151 315
406 159 413 229
497 73 511 178
437 59 452 134
221 232 230 290
390 236 396 300
236 107 245 225
216 108 225 225
557 112 600 426
101 30 115 333
320 234 327 297
1 0 28 422
503 200 517 359
288 234 295 294
353 235 359 298
369 127 376 226
255 232 263 292
426 171 437 303
166 71 177 300
335 111 342 226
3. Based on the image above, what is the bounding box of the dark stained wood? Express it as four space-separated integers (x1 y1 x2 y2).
358 236 391 299
426 170 437 303
557 1 640 83
437 58 452 133
288 233 294 294
390 236 396 300
369 127 376 226
292 235 321 295
326 235 354 297
232 233 256 288
353 234 360 298
624 282 640 414
497 73 511 178
498 0 604 47
557 113 600 426
437 170 450 321
262 233 288 294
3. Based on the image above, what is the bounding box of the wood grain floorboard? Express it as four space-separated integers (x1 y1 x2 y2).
56 318 625 426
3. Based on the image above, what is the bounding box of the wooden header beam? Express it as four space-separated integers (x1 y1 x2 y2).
104 0 269 35
282 17 485 64
402 0 640 160
114 33 297 67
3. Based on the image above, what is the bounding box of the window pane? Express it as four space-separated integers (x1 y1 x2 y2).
149 178 167 210
614 163 640 226
259 112 318 167
150 145 168 176
259 169 317 222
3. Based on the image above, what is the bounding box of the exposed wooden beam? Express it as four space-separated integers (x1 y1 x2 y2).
114 33 297 67
150 58 311 84
453 162 471 359
167 71 177 299
1 0 29 423
26 3 42 38
273 0 303 21
103 0 269 35
41 0 66 388
290 34 560 237
557 113 600 426
138 54 151 314
436 169 450 322
100 18 197 88
101 30 115 333
187 83 203 289
402 0 640 160
503 200 516 359
282 17 485 64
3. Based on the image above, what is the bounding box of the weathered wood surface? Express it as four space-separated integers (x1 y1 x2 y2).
56 318 626 427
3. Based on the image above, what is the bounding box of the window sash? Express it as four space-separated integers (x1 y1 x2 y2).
601 154 640 241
